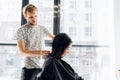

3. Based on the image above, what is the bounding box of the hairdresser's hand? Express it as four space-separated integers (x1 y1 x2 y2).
42 50 50 55
42 50 50 59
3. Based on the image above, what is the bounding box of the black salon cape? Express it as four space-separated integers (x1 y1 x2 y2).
35 56 84 80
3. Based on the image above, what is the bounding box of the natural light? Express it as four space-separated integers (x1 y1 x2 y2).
0 0 116 80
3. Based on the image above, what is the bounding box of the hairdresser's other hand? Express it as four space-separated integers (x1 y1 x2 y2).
42 50 50 59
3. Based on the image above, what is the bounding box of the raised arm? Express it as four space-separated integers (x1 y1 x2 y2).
49 33 55 40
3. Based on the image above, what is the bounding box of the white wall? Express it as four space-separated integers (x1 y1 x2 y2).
114 0 120 70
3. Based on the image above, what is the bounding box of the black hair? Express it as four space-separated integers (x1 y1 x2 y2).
50 33 72 59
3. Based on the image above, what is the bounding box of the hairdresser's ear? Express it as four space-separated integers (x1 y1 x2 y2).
24 14 27 20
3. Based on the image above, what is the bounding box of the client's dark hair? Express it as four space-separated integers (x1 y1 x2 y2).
50 33 72 59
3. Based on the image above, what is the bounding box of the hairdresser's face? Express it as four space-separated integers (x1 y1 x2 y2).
62 44 72 57
24 11 38 26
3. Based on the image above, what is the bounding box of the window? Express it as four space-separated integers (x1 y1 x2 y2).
0 0 22 80
60 0 115 80
0 0 115 80
0 0 21 44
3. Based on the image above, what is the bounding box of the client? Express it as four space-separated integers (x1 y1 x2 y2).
35 33 84 80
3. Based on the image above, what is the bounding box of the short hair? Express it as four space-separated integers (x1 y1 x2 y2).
51 33 72 59
22 4 38 16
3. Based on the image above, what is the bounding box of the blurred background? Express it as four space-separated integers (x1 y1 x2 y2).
0 0 119 80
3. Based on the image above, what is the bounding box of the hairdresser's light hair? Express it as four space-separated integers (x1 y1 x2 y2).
23 4 38 16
